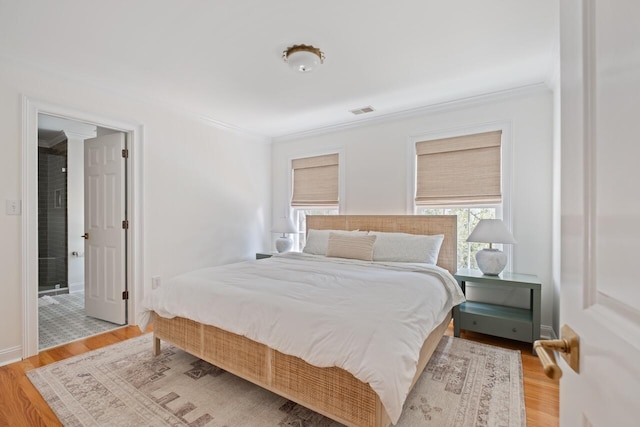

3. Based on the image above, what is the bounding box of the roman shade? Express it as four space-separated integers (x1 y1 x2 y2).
415 130 502 206
291 153 339 207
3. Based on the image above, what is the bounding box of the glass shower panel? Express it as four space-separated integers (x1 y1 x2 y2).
38 141 68 293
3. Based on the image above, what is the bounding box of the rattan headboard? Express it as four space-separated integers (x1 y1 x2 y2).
305 215 457 275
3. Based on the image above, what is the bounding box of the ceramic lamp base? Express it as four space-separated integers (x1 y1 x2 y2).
475 248 507 275
275 236 293 253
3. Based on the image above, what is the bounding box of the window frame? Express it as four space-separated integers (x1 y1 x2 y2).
417 205 500 270
407 121 513 271
285 147 345 251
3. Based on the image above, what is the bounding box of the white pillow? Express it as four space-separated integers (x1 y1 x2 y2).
326 233 377 261
370 231 444 264
303 229 368 255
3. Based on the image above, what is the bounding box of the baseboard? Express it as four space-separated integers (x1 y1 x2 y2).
69 282 84 293
0 345 22 367
540 324 557 340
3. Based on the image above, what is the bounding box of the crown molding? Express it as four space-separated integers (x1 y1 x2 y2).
38 130 67 148
188 110 271 144
272 83 551 143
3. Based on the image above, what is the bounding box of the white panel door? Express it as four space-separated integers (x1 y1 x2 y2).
84 132 126 325
560 1 640 425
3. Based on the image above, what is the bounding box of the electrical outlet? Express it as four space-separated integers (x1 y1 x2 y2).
152 276 161 290
5 200 21 215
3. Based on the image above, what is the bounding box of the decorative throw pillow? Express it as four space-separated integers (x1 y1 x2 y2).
326 233 378 261
303 229 368 255
369 231 444 264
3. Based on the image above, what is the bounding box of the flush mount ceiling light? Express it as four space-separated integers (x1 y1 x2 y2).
282 44 325 73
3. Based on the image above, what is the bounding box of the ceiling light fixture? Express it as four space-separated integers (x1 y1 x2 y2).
282 44 325 73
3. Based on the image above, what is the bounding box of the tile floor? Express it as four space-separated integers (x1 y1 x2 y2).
38 292 122 350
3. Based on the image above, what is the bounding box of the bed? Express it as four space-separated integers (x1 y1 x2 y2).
142 215 461 427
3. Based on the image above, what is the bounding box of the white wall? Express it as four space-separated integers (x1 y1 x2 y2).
0 57 272 365
272 86 555 333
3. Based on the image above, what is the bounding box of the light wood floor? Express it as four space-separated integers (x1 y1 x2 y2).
0 322 559 426
448 326 560 427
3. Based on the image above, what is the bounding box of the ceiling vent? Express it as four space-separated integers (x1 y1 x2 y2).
349 106 375 115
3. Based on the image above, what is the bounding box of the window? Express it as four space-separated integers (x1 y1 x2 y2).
418 206 497 269
415 130 504 269
292 208 339 251
290 153 340 251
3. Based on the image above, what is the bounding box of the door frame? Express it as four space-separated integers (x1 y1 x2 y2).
21 96 144 358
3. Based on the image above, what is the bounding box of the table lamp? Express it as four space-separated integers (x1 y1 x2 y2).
466 219 516 275
271 217 298 253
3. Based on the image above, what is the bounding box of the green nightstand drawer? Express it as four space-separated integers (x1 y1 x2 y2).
460 312 533 342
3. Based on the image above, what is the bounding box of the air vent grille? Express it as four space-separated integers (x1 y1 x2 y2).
349 106 375 115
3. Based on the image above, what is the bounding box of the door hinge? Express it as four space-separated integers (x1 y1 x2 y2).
122 290 129 300
122 148 129 158
122 219 129 229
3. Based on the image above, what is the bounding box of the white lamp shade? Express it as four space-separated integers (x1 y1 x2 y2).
271 217 298 234
466 219 517 244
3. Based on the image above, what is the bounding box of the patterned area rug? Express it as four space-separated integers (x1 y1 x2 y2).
27 334 525 426
38 292 121 350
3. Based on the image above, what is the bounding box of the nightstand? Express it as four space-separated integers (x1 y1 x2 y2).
453 268 541 344
255 252 274 259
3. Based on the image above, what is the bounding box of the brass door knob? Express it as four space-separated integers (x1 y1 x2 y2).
533 324 580 379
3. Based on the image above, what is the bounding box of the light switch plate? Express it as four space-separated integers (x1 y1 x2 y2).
6 200 21 215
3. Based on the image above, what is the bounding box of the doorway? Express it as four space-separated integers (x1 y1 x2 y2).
22 97 143 359
36 114 126 350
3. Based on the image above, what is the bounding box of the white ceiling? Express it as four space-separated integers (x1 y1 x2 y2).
0 1 558 138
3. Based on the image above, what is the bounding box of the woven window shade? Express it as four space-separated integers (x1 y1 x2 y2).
415 130 502 206
291 153 339 207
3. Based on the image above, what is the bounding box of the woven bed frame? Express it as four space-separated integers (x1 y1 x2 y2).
153 215 457 427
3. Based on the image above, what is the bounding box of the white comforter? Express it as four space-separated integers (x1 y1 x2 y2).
139 253 464 424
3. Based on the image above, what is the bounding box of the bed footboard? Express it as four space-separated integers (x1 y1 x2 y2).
152 311 450 427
